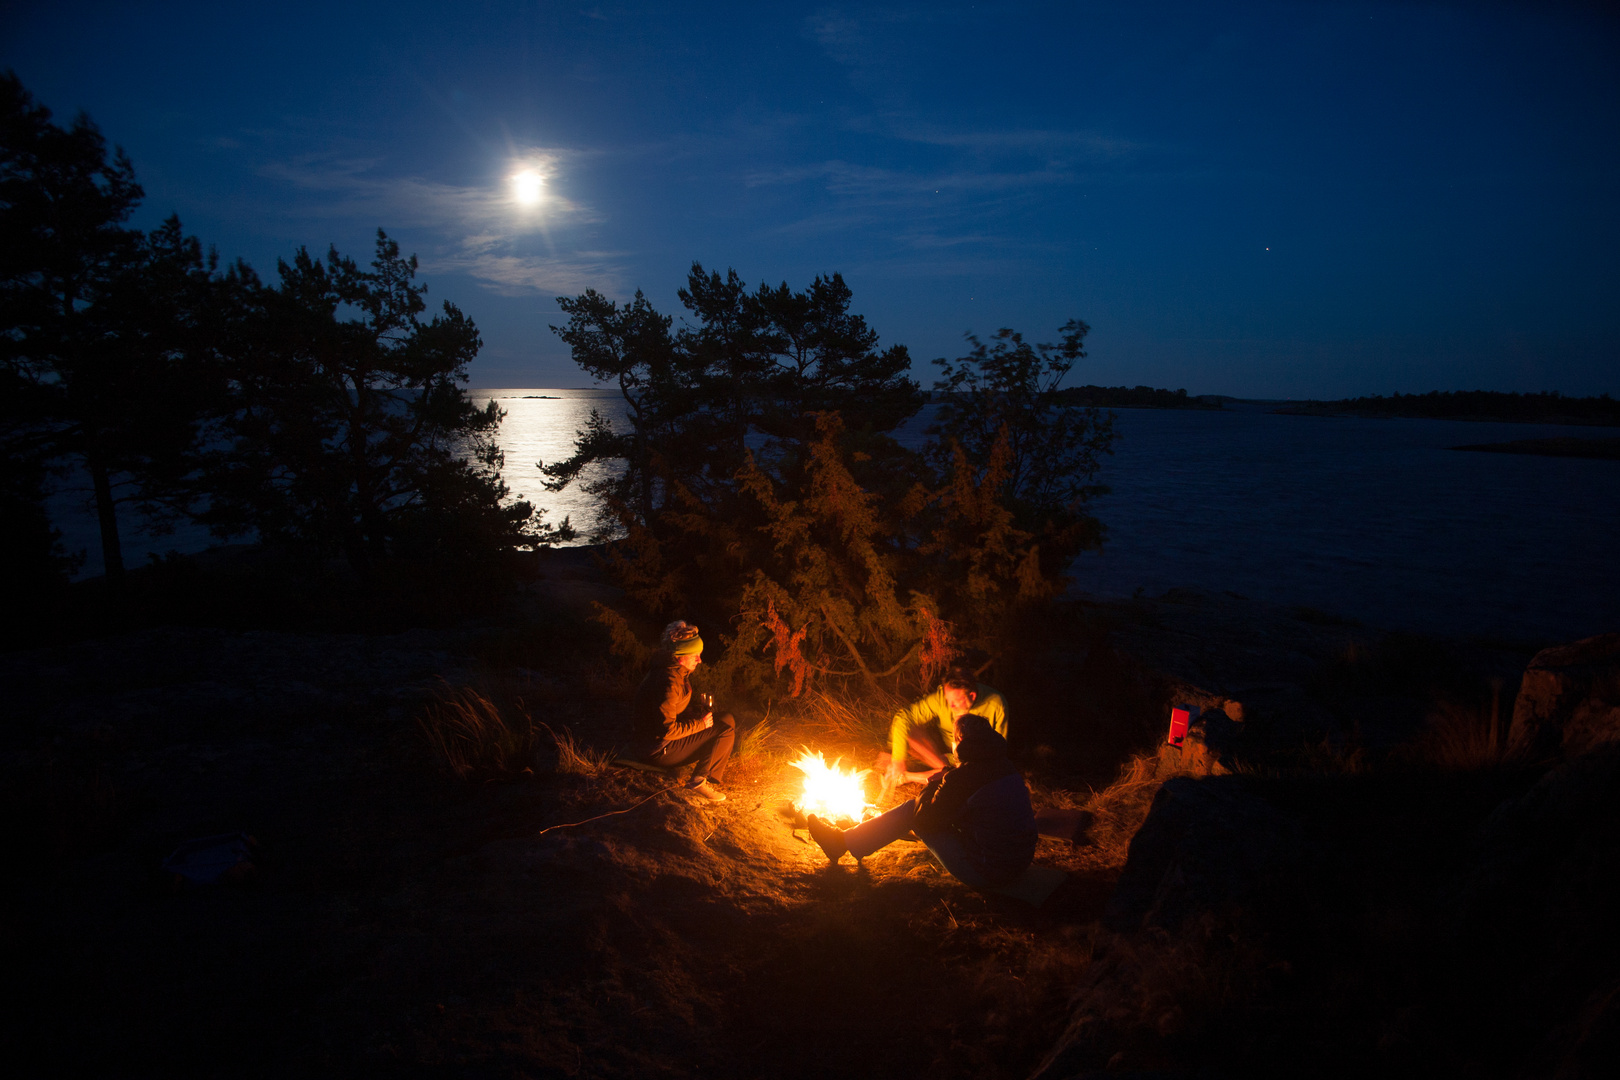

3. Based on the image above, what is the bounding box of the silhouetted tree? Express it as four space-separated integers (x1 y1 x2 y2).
0 362 78 614
547 268 1098 699
544 287 689 532
0 71 220 590
929 320 1116 545
206 231 563 569
544 263 923 537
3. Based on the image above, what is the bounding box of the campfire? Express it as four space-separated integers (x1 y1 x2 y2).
791 750 873 826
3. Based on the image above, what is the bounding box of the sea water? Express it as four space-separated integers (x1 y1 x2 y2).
47 390 1619 644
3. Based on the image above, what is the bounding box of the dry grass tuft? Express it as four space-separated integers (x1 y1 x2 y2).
1409 679 1519 769
536 720 615 776
734 713 780 762
789 687 904 754
0 752 127 864
418 684 539 780
1075 751 1168 868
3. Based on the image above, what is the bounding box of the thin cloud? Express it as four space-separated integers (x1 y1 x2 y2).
896 127 1145 159
744 158 1077 199
261 154 597 232
259 148 622 298
430 249 628 298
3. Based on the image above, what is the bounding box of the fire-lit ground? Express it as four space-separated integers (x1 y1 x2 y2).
9 578 1616 1077
2 625 1112 1078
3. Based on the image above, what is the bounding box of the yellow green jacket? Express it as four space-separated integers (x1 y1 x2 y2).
888 683 1007 767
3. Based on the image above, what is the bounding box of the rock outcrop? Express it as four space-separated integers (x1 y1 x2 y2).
1508 632 1620 759
1102 776 1304 933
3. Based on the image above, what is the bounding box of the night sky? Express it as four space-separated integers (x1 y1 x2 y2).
5 1 1616 397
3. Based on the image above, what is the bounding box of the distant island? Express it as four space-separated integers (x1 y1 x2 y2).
1272 390 1620 426
1453 436 1620 460
1054 385 1228 410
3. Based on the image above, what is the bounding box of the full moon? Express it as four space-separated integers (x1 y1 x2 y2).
512 169 543 205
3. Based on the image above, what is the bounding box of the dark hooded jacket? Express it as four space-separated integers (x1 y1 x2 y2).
912 715 1038 884
632 657 710 748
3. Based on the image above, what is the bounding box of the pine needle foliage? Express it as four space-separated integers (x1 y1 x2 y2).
545 267 1113 703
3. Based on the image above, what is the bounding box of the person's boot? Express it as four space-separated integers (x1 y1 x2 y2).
687 776 726 803
806 814 847 863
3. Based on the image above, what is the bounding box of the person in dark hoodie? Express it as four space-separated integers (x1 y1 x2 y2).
630 620 734 803
807 713 1037 890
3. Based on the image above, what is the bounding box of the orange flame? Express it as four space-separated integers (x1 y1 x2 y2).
791 750 873 824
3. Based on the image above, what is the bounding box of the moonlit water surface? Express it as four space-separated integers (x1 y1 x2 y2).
474 388 628 538
1062 404 1620 643
48 389 1620 645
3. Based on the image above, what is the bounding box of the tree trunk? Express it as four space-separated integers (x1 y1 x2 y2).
87 450 125 591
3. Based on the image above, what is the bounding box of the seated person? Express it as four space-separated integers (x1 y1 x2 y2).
882 667 1007 787
630 620 734 803
809 713 1037 891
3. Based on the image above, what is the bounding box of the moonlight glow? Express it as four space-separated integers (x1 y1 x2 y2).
512 169 543 205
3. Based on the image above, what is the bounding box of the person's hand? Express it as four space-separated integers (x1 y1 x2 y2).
886 758 909 786
701 712 714 730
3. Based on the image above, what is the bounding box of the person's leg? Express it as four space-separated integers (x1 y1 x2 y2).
696 711 736 781
917 829 1000 891
654 720 728 774
649 729 706 769
842 799 920 859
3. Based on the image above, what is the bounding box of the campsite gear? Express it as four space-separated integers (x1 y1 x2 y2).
1168 705 1197 747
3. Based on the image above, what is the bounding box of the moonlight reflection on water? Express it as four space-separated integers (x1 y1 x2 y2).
474 388 628 540
46 388 1620 643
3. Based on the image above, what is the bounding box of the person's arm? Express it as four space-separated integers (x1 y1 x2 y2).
649 666 708 742
888 692 942 776
665 710 714 740
913 766 973 832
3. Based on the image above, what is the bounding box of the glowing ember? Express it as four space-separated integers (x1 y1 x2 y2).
791 750 872 824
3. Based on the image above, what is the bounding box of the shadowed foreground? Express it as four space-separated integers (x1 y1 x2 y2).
7 577 1617 1078
2 624 1108 1078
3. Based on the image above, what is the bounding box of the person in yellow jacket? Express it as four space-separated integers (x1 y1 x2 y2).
881 667 1007 788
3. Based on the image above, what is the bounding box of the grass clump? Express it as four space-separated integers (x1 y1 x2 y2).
1406 678 1522 770
419 682 618 780
536 720 615 777
418 684 540 780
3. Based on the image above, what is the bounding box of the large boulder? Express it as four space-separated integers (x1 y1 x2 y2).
1432 744 1620 1076
1508 632 1620 759
1103 775 1304 933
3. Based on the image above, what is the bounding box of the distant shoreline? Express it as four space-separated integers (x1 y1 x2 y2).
1452 436 1620 460
1270 390 1620 426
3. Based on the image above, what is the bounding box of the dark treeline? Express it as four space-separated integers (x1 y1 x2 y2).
1 73 564 623
1281 390 1620 424
1051 384 1225 410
